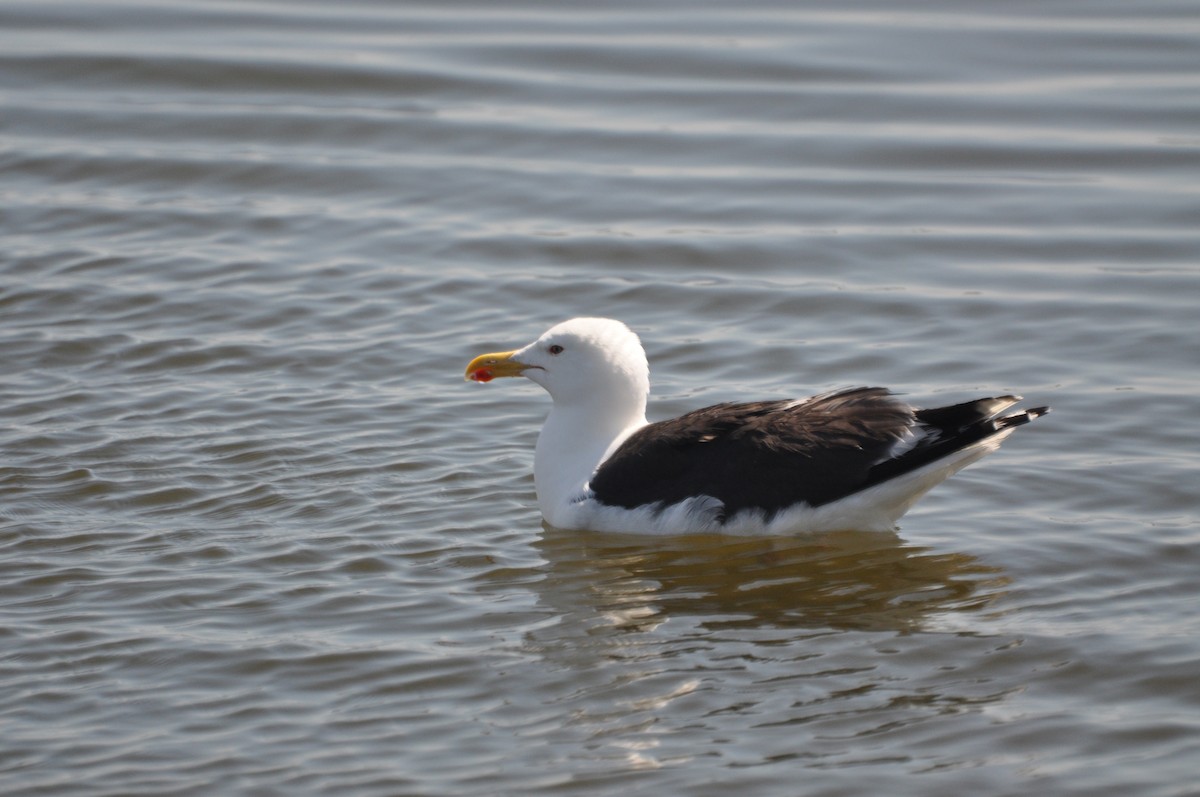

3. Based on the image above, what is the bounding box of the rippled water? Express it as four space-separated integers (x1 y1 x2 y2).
2 1 1198 794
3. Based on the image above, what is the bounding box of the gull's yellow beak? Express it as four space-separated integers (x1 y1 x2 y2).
464 350 527 383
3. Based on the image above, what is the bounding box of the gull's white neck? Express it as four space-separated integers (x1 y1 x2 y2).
534 396 647 529
504 317 652 529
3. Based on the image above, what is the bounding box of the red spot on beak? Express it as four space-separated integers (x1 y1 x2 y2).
470 368 494 383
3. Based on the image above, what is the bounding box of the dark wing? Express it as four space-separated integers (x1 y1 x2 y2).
588 387 915 518
589 387 1050 520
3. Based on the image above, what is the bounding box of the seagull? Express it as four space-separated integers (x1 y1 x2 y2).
465 317 1048 534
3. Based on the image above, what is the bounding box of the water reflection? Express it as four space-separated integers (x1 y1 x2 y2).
511 527 1019 775
532 526 1009 635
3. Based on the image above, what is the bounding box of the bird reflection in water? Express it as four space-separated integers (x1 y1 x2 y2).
533 526 1010 635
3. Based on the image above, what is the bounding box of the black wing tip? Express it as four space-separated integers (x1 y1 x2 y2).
997 404 1050 430
972 396 1050 424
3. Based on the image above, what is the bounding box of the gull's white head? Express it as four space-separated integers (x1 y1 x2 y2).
466 318 652 525
465 317 650 410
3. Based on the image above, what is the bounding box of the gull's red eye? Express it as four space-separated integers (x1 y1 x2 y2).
548 344 564 355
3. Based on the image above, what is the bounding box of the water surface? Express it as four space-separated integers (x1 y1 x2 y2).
2 1 1198 795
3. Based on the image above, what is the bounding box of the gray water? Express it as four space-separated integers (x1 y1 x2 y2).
2 1 1199 795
